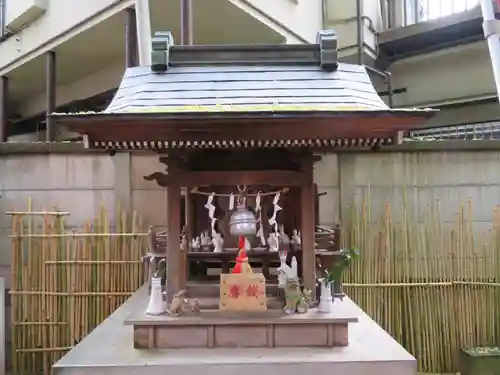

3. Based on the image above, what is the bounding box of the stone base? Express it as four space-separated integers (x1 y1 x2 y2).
53 286 418 375
126 309 356 349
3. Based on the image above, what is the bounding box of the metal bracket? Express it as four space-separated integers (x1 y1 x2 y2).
151 31 174 74
483 19 500 38
316 30 338 72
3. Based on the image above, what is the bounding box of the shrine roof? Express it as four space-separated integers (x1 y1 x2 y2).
50 31 436 151
97 64 400 114
53 61 431 118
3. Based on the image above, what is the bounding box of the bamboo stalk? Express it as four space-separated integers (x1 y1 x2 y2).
10 291 135 296
13 322 67 326
9 233 148 238
5 211 70 216
44 260 141 265
16 347 72 353
343 281 500 287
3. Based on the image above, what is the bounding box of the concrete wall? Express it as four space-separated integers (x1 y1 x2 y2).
0 149 499 264
337 151 500 234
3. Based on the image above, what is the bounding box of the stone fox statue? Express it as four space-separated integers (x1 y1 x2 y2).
168 290 200 316
284 277 301 314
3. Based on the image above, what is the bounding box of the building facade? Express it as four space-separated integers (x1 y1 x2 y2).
0 0 498 140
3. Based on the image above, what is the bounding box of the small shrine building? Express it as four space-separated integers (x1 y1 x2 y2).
50 30 434 303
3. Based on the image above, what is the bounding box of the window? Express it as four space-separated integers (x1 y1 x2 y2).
386 0 481 29
405 0 479 25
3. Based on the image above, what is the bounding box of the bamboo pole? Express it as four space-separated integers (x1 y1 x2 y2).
9 233 148 238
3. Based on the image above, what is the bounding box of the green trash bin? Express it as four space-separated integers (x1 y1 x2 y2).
460 347 500 375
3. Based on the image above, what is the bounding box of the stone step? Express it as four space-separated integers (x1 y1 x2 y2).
195 296 284 310
187 281 279 298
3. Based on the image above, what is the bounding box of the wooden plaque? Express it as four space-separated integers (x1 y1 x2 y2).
219 273 267 312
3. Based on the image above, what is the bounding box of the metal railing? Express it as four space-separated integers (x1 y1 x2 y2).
409 121 500 141
385 0 480 29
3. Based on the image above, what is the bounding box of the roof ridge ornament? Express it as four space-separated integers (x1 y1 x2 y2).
151 31 174 74
316 30 338 72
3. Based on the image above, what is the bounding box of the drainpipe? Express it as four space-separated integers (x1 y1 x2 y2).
135 0 152 66
480 0 500 103
356 0 364 64
180 0 193 45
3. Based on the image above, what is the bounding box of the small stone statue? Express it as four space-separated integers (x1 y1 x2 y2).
291 229 301 246
278 253 298 288
267 232 279 252
279 225 290 248
191 237 200 250
297 289 312 313
284 277 301 314
180 234 188 251
200 231 211 247
212 232 224 253
167 290 201 317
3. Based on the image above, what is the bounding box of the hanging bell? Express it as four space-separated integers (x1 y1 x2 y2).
229 206 257 237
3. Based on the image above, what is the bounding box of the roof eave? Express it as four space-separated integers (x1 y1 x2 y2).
50 109 437 125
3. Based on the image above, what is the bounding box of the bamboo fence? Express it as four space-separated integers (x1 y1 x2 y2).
8 193 500 375
343 191 500 374
9 199 148 375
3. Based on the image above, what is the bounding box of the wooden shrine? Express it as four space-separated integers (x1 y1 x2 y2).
49 30 434 350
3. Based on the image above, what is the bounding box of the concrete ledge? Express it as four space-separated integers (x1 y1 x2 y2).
53 285 416 375
0 142 95 154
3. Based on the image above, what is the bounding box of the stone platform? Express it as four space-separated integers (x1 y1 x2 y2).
52 285 417 375
126 308 357 349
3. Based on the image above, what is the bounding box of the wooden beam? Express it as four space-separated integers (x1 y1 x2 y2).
144 169 311 187
45 51 57 141
60 116 425 144
0 76 8 142
125 8 138 68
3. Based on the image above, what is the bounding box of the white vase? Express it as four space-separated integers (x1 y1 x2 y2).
146 277 166 315
318 280 334 313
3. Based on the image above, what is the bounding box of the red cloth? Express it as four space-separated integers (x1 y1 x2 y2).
238 236 245 249
232 236 248 274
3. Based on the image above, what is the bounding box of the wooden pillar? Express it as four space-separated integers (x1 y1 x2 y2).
300 156 316 299
0 76 8 142
180 0 193 45
45 51 56 141
125 8 138 67
179 189 192 289
314 184 319 227
167 184 182 304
